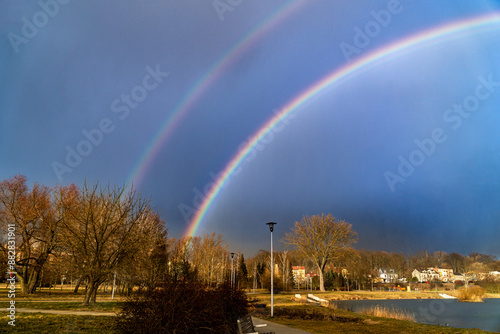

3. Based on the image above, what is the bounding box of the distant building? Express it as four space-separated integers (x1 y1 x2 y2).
489 271 500 277
475 272 489 281
453 273 465 282
306 272 317 278
378 268 398 283
412 269 439 283
432 268 454 282
292 266 306 285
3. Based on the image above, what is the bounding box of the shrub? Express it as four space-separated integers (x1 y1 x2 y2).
115 281 249 333
457 286 486 302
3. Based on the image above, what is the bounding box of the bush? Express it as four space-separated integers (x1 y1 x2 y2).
115 281 249 333
457 286 486 302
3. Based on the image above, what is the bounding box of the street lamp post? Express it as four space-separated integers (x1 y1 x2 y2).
230 252 235 288
266 222 277 317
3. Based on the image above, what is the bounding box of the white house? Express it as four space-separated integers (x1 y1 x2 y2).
412 269 440 283
378 268 398 283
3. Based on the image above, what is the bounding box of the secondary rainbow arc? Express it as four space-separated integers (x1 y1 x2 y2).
185 12 500 238
124 0 308 190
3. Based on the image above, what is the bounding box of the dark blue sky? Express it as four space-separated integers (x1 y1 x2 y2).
2 0 500 257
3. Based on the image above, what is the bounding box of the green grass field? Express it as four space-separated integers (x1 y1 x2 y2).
5 314 115 333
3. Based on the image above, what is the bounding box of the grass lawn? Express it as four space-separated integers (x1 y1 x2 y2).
13 301 124 313
5 314 116 333
0 286 127 302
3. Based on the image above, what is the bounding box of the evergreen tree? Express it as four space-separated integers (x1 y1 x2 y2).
238 254 248 288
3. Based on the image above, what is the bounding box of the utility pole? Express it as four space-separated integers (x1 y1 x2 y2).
266 222 277 317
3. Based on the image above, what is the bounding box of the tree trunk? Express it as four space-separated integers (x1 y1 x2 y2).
73 276 83 293
318 269 325 291
91 285 98 303
83 279 100 305
27 269 42 294
18 276 26 294
317 263 326 292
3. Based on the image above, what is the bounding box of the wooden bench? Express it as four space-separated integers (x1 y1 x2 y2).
237 314 275 334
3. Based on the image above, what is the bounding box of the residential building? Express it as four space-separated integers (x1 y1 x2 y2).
475 272 489 281
432 268 454 282
412 269 439 283
489 271 500 277
378 268 398 283
292 266 306 285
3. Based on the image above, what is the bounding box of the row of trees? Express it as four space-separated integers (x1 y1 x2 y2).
0 175 168 304
243 213 499 292
242 248 500 292
0 175 253 304
2 175 498 300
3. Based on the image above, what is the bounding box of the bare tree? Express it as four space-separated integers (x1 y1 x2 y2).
123 212 168 291
447 252 465 273
0 175 75 294
189 232 228 286
278 251 291 290
432 251 448 268
60 182 158 305
282 214 357 291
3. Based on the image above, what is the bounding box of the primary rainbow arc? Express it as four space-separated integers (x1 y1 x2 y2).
185 12 500 238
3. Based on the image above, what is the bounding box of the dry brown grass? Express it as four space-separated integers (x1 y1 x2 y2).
359 305 416 322
456 286 486 302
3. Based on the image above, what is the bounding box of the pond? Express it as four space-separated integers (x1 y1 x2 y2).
334 298 500 332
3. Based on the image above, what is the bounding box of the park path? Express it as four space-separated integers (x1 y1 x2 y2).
252 317 314 334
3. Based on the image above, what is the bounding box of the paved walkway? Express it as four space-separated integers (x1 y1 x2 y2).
252 316 314 334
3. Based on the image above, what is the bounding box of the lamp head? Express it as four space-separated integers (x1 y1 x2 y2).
230 252 235 258
266 222 277 232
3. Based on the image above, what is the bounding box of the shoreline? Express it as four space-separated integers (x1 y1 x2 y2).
288 290 500 301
